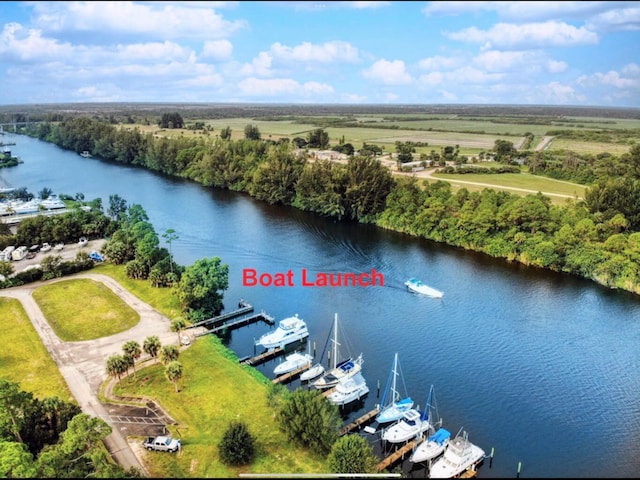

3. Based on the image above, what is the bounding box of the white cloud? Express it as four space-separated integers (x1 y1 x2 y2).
237 77 334 97
270 41 359 63
418 55 462 70
31 1 246 40
586 6 640 32
0 22 74 62
362 59 413 85
446 21 599 49
537 81 587 104
547 59 568 73
418 71 444 85
201 40 233 62
239 52 274 77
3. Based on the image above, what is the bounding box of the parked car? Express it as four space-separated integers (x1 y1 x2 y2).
143 436 181 452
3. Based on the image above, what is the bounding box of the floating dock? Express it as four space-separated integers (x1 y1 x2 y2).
187 300 255 329
338 406 380 436
376 437 420 472
203 311 275 336
271 364 311 384
240 347 283 366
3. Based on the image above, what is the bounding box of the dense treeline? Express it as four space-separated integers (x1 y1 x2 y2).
24 117 640 294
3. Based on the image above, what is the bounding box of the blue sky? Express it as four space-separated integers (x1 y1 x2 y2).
0 1 639 106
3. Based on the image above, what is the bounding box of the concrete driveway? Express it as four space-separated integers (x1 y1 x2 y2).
0 266 182 475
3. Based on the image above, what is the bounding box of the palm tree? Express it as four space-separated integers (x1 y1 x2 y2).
143 335 161 360
122 340 142 376
165 361 183 393
162 228 178 275
160 345 179 365
106 355 127 381
170 318 187 345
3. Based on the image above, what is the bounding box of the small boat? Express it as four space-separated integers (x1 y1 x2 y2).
405 278 443 298
326 372 369 406
411 427 451 463
78 237 88 247
255 314 309 350
428 430 485 478
300 362 325 381
313 313 363 389
274 352 313 376
40 243 51 252
80 151 92 158
376 352 414 424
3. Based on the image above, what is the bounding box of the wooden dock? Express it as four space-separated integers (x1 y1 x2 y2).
240 347 283 366
338 406 380 436
187 300 260 329
321 386 336 397
272 364 311 384
376 438 420 472
204 311 275 336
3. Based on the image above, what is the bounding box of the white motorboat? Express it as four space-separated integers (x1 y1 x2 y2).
428 431 485 478
255 314 309 350
411 427 451 463
274 352 313 376
381 408 431 444
376 352 413 424
326 372 369 406
313 313 363 389
405 278 444 298
300 362 325 381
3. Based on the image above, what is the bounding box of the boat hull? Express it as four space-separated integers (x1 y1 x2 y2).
376 397 414 424
428 437 484 478
273 353 313 375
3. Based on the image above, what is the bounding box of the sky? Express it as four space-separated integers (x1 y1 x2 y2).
0 1 639 107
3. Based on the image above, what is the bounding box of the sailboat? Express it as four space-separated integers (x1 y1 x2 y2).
376 352 413 424
382 384 435 444
312 313 363 390
300 339 325 381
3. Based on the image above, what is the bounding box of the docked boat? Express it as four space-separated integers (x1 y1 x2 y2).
382 385 435 443
376 352 413 424
255 314 309 350
411 427 451 463
80 151 92 158
428 430 485 478
405 278 444 298
274 351 313 376
300 362 325 381
326 372 369 406
312 313 363 390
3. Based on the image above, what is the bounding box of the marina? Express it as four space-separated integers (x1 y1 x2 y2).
4 133 639 478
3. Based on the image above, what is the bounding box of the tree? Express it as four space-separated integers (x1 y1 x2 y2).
165 361 183 392
107 194 128 222
327 434 378 474
105 354 127 381
122 341 142 376
160 345 180 365
0 441 37 478
143 335 161 359
218 421 256 466
175 257 229 322
162 228 178 275
276 389 341 455
244 124 261 141
170 318 187 345
38 187 53 200
219 126 232 140
307 128 330 149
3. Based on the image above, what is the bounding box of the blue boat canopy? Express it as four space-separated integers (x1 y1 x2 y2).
429 428 451 445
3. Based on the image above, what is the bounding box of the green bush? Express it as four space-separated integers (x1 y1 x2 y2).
218 420 256 466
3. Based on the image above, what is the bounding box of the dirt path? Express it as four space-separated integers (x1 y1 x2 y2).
0 271 182 475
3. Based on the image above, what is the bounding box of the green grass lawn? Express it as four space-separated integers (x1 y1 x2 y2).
115 336 328 477
0 297 74 401
32 278 140 341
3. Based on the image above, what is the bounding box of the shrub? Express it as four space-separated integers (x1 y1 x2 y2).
218 420 256 466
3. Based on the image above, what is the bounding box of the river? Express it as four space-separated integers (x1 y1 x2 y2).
2 133 640 478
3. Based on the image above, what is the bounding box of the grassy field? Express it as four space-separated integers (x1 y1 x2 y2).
32 278 140 341
0 297 74 401
545 137 632 155
1 266 328 477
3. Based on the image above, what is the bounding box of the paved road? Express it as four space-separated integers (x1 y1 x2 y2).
0 269 181 475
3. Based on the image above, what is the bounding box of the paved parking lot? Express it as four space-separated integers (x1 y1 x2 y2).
8 238 107 274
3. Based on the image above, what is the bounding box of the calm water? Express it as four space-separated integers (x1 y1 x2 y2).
3 133 640 478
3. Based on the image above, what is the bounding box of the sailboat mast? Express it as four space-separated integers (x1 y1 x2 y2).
391 352 399 401
332 313 338 369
